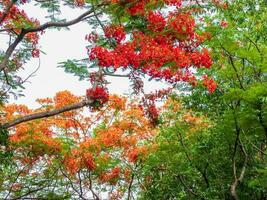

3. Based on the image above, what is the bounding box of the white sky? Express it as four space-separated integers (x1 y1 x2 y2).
7 3 165 108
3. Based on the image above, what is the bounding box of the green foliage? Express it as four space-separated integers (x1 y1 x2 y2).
138 0 267 199
58 59 89 80
1 0 267 199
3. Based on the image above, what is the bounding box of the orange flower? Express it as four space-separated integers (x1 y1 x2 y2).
109 95 126 110
82 152 96 170
100 166 121 183
127 146 148 163
54 90 80 109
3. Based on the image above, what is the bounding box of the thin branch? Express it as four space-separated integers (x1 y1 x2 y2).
25 4 105 33
0 3 106 72
177 130 210 188
12 167 59 199
220 45 245 90
60 168 87 200
230 111 247 200
244 35 261 54
2 56 41 96
177 175 202 199
127 173 134 200
4 162 32 199
78 171 84 198
245 137 266 156
91 3 117 48
88 171 100 200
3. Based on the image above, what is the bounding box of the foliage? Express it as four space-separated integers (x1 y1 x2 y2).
0 0 267 199
139 1 267 199
0 91 160 198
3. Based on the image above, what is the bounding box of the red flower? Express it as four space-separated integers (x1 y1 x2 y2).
168 13 196 38
86 86 109 104
164 0 182 6
87 0 216 93
147 11 166 32
31 48 40 58
202 75 217 93
104 25 126 44
191 48 213 69
220 21 228 28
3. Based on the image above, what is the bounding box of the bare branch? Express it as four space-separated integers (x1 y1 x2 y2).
60 168 87 200
127 174 134 200
88 171 100 200
230 112 248 200
230 138 248 200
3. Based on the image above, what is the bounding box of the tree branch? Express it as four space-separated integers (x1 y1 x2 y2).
88 171 100 200
257 102 267 139
220 44 245 90
177 175 204 199
0 30 26 72
127 173 134 200
230 138 248 200
230 112 247 200
60 168 87 200
2 98 93 129
0 3 105 72
25 4 105 33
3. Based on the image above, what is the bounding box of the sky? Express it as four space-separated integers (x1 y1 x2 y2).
7 3 165 108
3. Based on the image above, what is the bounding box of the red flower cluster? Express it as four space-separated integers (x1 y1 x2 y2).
31 48 40 58
111 0 182 15
147 104 159 124
104 25 126 44
127 146 148 163
127 1 146 16
86 86 109 105
168 12 195 38
147 11 166 32
88 0 215 91
74 0 85 6
190 48 213 69
202 75 217 93
141 88 171 125
89 30 212 83
144 88 172 102
164 0 182 6
85 32 98 43
0 5 41 57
